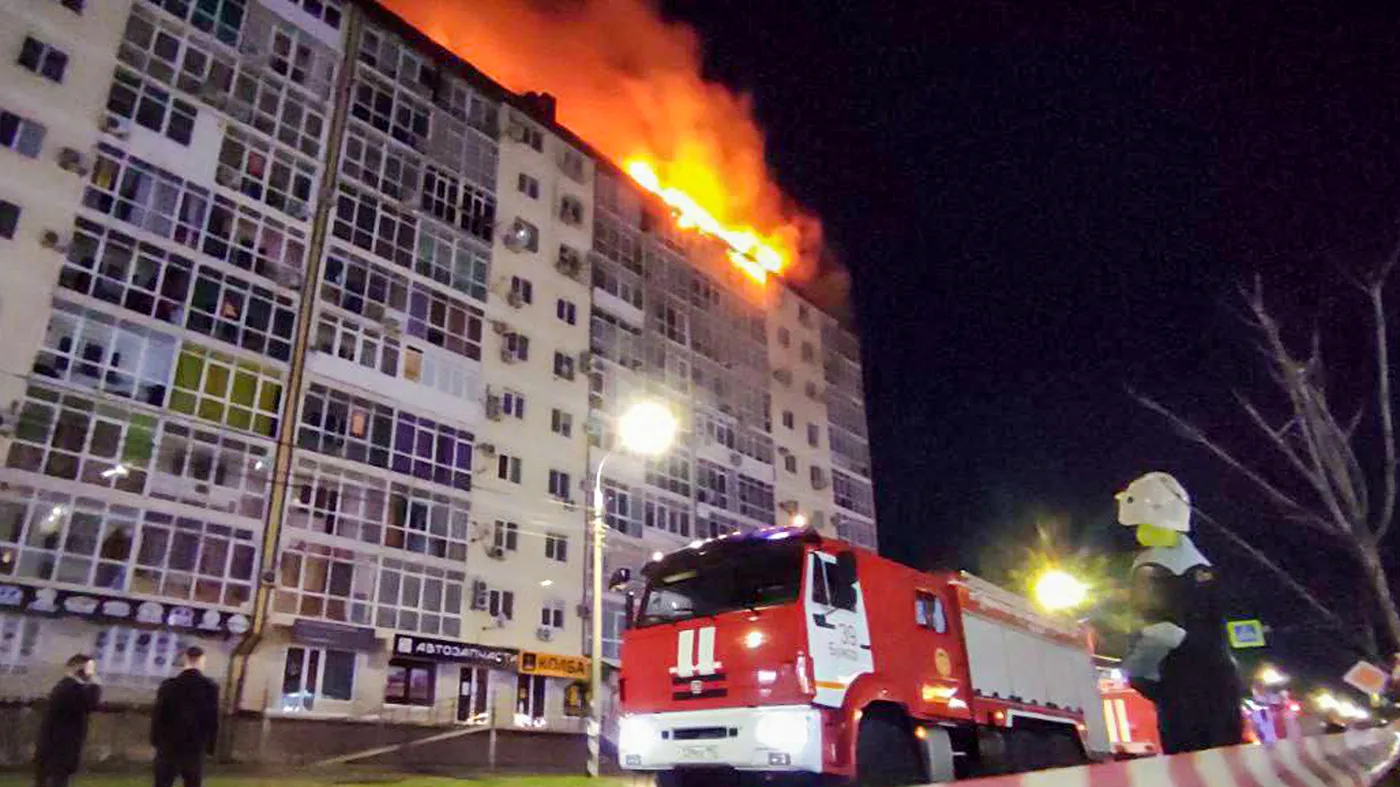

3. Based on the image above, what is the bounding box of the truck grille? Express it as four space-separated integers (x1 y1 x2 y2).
671 726 735 740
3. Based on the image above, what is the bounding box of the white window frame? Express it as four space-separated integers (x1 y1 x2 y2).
280 645 356 712
544 533 567 563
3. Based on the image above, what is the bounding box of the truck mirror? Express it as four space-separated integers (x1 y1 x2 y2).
832 552 858 610
623 591 636 630
608 567 632 591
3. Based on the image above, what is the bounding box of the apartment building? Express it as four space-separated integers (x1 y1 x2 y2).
0 0 873 743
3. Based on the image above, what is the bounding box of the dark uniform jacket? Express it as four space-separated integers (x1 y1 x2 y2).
35 675 102 774
1126 536 1244 755
150 669 220 756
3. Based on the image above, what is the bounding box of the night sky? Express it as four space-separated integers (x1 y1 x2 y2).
666 0 1400 679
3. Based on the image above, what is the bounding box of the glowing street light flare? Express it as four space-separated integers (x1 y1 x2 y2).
617 400 678 457
1256 665 1288 687
789 513 808 528
1033 569 1089 613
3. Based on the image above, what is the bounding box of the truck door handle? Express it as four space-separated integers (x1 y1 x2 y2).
812 613 835 629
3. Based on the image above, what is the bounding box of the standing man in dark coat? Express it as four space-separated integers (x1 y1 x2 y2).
35 653 101 787
150 646 219 787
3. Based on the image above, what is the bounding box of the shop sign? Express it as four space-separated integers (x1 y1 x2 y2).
291 619 378 651
519 650 589 679
393 634 517 668
0 582 250 637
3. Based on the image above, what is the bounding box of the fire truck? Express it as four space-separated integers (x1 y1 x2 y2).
614 528 1110 786
1096 661 1161 758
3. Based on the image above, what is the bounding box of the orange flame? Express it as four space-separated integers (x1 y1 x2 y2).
624 160 782 281
381 0 821 283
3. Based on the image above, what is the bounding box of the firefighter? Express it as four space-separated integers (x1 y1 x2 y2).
1117 472 1244 754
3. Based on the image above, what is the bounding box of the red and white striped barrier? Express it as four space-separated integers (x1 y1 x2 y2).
960 724 1400 787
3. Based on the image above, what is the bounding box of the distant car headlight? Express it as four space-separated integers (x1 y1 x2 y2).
619 716 660 754
754 711 810 753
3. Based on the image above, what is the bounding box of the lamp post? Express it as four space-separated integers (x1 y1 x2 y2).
587 400 676 777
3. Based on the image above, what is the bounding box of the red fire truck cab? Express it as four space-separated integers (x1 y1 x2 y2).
616 528 1110 786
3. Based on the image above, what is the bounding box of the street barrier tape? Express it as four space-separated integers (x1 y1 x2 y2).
950 724 1400 787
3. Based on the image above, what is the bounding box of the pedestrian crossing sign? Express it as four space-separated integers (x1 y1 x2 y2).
1226 619 1266 649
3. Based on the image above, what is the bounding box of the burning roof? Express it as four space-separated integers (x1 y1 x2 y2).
378 0 823 284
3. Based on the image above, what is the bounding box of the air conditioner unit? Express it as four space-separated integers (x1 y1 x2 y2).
275 265 304 290
506 290 524 308
486 545 506 560
728 451 743 468
102 116 131 139
559 199 583 226
779 499 799 514
773 368 793 385
470 580 488 610
506 121 529 143
491 320 509 335
536 626 554 642
577 350 592 370
56 147 89 176
215 166 240 188
501 221 530 252
0 402 18 438
288 200 311 221
40 230 69 253
484 395 502 420
381 316 402 336
477 442 496 456
777 446 792 456
230 102 254 123
499 347 517 364
556 247 582 278
812 474 829 490
490 615 509 629
575 603 590 619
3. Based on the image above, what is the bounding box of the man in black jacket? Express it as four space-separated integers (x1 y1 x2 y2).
150 646 220 787
35 653 101 787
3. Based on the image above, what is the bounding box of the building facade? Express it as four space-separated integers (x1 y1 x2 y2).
0 0 873 744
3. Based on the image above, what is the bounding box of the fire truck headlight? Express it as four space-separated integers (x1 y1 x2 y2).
755 711 810 753
619 716 659 754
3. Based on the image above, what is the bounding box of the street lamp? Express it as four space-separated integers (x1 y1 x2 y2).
588 400 677 777
1032 568 1089 613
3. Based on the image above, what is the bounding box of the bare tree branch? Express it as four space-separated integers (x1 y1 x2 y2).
1191 507 1376 659
1132 392 1340 536
1371 274 1397 539
1245 285 1360 534
1139 255 1400 650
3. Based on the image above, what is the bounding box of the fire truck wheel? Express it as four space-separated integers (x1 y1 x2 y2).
856 710 922 786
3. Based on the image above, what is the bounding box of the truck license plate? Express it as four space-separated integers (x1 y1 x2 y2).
679 745 719 761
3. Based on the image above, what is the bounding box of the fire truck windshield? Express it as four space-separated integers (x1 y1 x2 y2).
637 539 804 627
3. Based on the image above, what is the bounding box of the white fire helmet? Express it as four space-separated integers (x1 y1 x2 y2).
1116 472 1192 532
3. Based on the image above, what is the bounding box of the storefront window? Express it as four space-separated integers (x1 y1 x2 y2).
0 614 40 673
515 673 546 727
457 666 489 724
385 658 434 706
94 626 187 687
281 646 354 711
